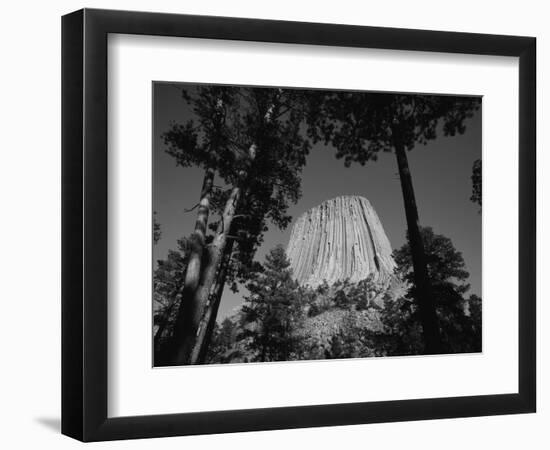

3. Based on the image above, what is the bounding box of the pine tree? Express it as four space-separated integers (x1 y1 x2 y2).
471 159 482 209
163 87 314 364
240 246 305 362
391 226 481 353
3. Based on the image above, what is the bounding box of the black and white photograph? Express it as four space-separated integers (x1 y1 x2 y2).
1 0 543 447
152 83 482 366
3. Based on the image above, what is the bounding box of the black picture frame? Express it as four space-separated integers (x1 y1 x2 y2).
62 8 536 442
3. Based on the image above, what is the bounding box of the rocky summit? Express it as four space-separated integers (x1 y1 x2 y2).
286 196 396 288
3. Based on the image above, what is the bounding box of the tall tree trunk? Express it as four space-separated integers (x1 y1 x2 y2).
184 167 215 291
191 240 233 364
170 144 257 365
393 141 442 354
170 185 241 364
167 167 214 364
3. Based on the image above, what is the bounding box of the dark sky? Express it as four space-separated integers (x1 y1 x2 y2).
153 83 482 321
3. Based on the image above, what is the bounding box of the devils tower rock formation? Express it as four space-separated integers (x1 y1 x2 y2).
286 196 396 288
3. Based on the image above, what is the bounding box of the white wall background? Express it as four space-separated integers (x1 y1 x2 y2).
0 0 546 448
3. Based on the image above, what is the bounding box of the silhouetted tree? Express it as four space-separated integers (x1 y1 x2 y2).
310 92 481 354
391 226 481 353
471 158 482 209
153 237 190 365
466 294 482 352
153 212 161 245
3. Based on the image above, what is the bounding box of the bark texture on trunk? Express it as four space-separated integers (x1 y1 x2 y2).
393 140 442 354
185 143 259 363
167 167 214 364
190 240 233 364
171 183 242 364
170 142 255 364
184 167 215 291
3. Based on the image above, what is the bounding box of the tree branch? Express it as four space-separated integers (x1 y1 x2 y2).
183 203 200 213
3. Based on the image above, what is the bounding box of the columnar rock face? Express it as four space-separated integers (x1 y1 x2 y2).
286 196 396 288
